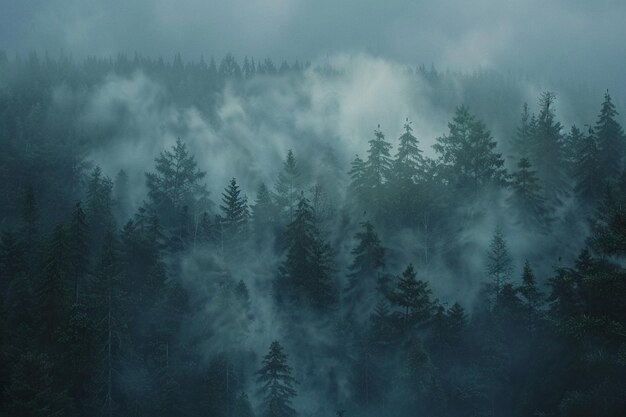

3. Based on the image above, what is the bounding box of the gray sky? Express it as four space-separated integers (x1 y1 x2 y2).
2 0 625 92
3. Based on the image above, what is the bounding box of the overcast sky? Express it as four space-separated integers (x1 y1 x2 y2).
2 0 625 93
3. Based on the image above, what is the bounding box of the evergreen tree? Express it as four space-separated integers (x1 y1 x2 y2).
233 392 255 417
595 90 625 183
507 157 549 225
393 118 424 183
518 260 541 336
369 299 396 347
86 166 115 251
21 185 40 256
446 302 466 346
274 149 302 223
89 230 125 417
574 127 602 203
389 119 427 225
347 154 367 209
252 182 277 240
3 352 71 417
513 103 534 157
364 126 393 206
257 341 297 417
433 105 506 190
345 221 386 308
276 197 335 310
145 138 209 226
20 185 41 280
219 178 250 245
387 264 433 332
529 92 567 203
69 202 89 304
564 125 585 175
486 227 513 304
35 224 72 344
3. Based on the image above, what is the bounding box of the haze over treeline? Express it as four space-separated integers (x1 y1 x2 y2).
1 11 626 417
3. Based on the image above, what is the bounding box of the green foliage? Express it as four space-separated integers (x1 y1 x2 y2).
433 105 507 190
595 91 625 183
145 138 209 228
275 197 336 310
274 150 302 223
257 341 297 417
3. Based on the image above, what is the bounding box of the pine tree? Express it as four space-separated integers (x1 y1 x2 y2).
446 303 466 346
393 118 424 183
518 260 541 336
219 178 250 244
86 166 115 251
347 154 367 209
513 103 534 157
369 299 395 346
529 92 566 203
433 105 506 190
564 125 585 175
90 230 125 417
252 182 277 239
69 202 89 304
389 119 427 225
276 197 336 310
233 392 256 417
364 126 393 204
257 341 297 417
274 150 302 223
486 227 513 304
574 127 601 203
595 90 625 183
345 221 385 308
387 264 433 331
21 185 40 254
20 185 41 280
3 352 71 417
145 138 208 225
507 158 549 225
35 224 72 344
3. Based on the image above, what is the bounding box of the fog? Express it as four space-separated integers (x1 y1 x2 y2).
1 2 626 417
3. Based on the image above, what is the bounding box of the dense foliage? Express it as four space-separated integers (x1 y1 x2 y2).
1 52 625 417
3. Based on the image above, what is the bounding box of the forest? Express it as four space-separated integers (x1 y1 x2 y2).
0 51 625 417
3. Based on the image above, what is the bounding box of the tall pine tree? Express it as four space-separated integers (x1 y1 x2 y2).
257 341 297 417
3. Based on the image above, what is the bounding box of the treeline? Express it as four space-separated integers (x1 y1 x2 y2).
1 53 626 417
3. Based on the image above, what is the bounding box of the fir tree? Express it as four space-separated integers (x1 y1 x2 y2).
219 178 250 244
595 90 625 183
145 138 208 225
69 202 89 304
347 154 367 209
233 392 256 417
364 126 393 203
433 105 506 190
486 227 513 304
276 197 336 310
252 182 277 239
35 224 72 344
345 221 385 307
387 264 433 331
86 166 115 251
513 103 534 157
393 118 424 183
574 127 601 203
518 260 541 336
257 341 297 417
90 230 125 417
507 157 549 225
274 149 302 223
529 92 567 203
